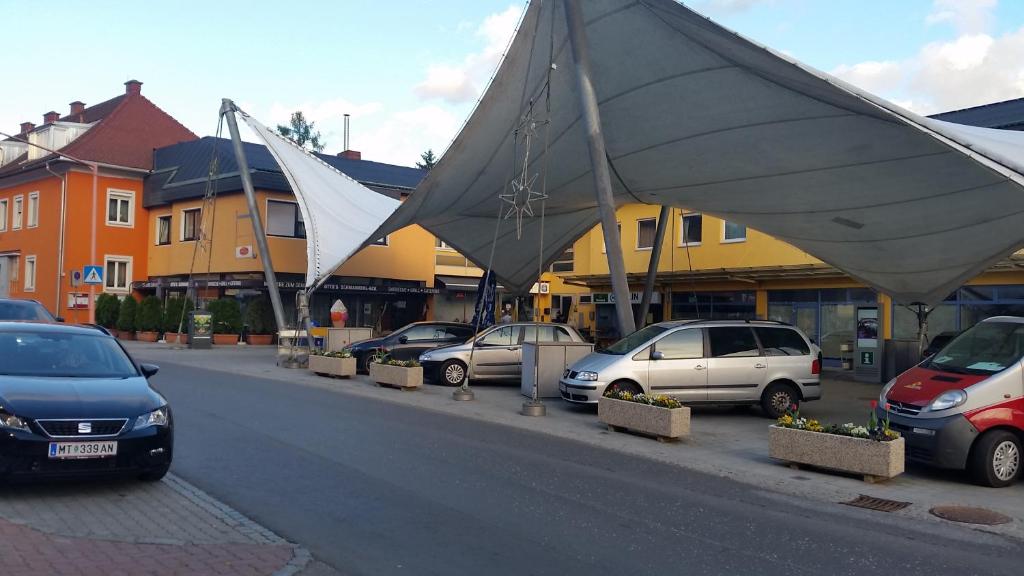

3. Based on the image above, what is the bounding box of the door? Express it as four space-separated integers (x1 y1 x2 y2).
647 328 708 402
706 327 767 402
471 325 521 378
794 305 818 346
0 257 9 298
387 324 447 361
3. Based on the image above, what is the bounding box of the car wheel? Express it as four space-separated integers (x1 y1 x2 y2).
360 354 374 374
138 463 170 482
604 380 642 396
440 360 467 387
761 382 798 419
970 430 1021 488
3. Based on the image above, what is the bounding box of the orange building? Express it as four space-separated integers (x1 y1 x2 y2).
0 80 196 322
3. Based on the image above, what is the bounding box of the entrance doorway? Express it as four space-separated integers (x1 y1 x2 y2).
0 256 10 298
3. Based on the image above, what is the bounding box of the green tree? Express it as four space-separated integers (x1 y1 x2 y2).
245 296 276 335
208 298 242 335
162 296 195 333
416 149 438 171
276 111 325 152
117 296 138 332
95 293 120 329
136 296 163 332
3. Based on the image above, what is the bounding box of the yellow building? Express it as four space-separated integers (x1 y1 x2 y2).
143 138 436 332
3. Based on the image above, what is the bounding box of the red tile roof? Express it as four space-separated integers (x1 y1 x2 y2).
0 88 197 176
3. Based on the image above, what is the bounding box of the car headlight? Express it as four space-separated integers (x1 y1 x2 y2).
879 378 897 406
420 353 432 362
0 410 30 433
577 371 599 381
135 406 169 429
927 390 967 412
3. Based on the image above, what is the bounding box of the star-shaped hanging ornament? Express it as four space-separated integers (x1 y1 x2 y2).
500 113 548 239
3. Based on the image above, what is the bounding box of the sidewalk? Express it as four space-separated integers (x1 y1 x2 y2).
0 470 322 575
129 342 1024 542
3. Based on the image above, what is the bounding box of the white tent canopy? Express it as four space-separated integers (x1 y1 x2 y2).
240 110 400 290
367 0 1024 305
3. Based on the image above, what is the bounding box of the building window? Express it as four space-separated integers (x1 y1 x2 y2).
104 256 131 292
266 200 306 238
23 255 36 291
106 190 134 227
156 215 171 245
550 246 574 273
13 195 23 230
601 222 621 253
637 218 656 250
0 199 7 232
681 212 701 245
181 208 201 241
27 192 39 228
435 238 453 250
723 220 746 243
371 236 388 246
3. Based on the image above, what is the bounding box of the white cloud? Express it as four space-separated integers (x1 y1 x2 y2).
356 105 462 166
415 5 523 104
266 98 383 128
926 0 997 34
832 12 1024 115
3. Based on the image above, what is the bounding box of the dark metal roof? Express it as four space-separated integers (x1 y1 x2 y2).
144 136 426 208
928 97 1024 130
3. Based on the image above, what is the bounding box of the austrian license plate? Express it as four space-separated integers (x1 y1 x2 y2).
48 441 118 459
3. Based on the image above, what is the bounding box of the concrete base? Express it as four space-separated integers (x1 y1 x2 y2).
598 397 690 440
521 400 547 417
768 426 905 480
452 388 475 401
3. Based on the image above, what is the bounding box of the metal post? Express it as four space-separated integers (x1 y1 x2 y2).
220 99 288 334
89 165 98 324
637 205 669 329
563 0 635 337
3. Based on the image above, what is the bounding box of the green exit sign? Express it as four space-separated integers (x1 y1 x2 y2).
861 352 874 366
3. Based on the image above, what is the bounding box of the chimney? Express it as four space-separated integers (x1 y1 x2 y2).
69 101 86 119
124 79 143 95
19 122 35 135
338 150 361 160
43 111 60 125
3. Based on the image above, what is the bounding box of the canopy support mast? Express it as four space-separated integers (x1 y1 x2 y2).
563 0 636 337
638 205 670 329
220 99 289 334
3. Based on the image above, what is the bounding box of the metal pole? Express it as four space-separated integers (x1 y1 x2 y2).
563 0 635 337
220 99 288 334
637 205 670 329
89 165 98 324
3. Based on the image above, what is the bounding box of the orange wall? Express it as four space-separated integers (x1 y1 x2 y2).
0 168 149 322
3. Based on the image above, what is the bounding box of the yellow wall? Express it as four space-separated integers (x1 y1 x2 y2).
147 190 435 284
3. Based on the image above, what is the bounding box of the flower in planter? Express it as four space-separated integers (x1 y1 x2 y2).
311 349 353 358
603 389 683 409
776 403 900 442
386 359 420 368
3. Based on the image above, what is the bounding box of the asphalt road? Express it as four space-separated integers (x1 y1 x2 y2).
144 358 1023 576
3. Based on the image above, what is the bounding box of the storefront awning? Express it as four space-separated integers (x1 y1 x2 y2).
367 0 1024 306
436 275 505 292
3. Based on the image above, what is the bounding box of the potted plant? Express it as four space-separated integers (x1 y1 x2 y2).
369 354 423 390
309 349 357 378
768 402 904 482
95 293 120 332
135 296 163 342
115 295 138 340
208 298 242 345
162 296 194 344
245 296 276 345
599 390 690 442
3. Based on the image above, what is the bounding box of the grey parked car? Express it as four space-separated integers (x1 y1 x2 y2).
419 322 586 386
559 320 821 418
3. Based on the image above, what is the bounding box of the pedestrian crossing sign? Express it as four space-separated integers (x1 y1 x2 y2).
83 265 103 285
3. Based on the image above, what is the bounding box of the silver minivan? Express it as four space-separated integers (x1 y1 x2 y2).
559 320 821 417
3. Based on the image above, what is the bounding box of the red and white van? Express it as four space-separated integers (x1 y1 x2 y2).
878 316 1023 487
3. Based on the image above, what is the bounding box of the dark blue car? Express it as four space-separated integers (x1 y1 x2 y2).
0 322 172 481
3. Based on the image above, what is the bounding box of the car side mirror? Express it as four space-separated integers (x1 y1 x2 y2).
139 363 160 378
398 335 409 344
651 350 664 361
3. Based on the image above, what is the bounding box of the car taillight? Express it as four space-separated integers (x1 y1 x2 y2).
811 358 821 375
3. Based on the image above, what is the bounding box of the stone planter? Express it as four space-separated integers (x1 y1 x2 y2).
117 330 136 341
369 363 423 391
768 426 905 482
247 334 274 346
309 355 356 378
165 332 189 345
213 333 240 346
598 397 690 442
136 331 159 342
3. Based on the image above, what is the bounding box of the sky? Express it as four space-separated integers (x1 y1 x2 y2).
3 0 1024 167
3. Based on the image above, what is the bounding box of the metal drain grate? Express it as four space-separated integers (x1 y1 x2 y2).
842 495 911 513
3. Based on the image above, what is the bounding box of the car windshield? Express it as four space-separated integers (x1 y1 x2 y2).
926 321 1024 375
0 301 54 321
599 325 668 355
0 331 138 378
